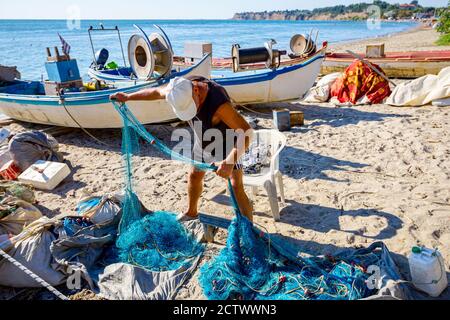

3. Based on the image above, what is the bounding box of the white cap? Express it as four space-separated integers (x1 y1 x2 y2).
165 77 197 121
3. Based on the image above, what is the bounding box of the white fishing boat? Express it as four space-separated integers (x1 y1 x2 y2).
87 24 179 84
88 27 327 104
214 46 326 104
90 41 327 105
0 54 211 129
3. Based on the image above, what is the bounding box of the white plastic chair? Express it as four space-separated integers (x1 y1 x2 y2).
243 129 287 221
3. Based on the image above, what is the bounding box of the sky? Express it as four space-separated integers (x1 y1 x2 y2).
0 0 447 20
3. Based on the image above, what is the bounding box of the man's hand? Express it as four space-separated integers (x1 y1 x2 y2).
215 160 234 179
110 92 129 103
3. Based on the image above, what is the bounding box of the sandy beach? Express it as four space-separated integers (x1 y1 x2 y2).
1 26 449 300
330 25 450 52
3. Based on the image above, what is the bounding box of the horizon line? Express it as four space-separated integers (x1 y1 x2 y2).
0 18 421 21
0 18 234 21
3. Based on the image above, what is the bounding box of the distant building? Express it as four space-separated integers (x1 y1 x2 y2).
413 12 434 20
384 10 396 19
399 3 417 10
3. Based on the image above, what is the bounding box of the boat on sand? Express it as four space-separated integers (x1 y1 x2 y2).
91 44 328 105
322 50 450 79
214 46 326 104
0 54 211 129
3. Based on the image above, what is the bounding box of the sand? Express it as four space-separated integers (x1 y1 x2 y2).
1 27 449 300
330 26 450 53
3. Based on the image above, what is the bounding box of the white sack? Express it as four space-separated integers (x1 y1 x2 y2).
387 67 450 107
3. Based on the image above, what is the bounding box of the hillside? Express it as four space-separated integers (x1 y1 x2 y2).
232 1 440 21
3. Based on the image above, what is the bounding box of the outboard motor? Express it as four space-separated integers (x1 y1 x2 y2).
231 40 287 73
94 48 109 69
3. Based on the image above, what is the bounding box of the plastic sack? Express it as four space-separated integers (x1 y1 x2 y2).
50 193 124 288
387 67 450 107
242 141 272 175
8 131 64 171
0 216 66 288
0 197 42 236
0 181 36 204
303 72 342 103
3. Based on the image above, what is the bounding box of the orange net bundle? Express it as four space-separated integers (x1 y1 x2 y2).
331 60 391 105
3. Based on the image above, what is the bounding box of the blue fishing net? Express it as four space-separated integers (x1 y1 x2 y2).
113 102 381 299
199 214 380 300
118 113 144 234
116 211 204 271
113 102 207 272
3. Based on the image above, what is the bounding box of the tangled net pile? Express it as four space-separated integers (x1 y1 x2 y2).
114 102 381 299
199 213 380 300
116 212 203 271
114 102 208 272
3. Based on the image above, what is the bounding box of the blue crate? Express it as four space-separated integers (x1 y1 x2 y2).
45 59 81 83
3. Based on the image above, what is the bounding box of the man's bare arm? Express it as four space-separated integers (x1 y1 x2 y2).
110 87 167 103
215 102 254 165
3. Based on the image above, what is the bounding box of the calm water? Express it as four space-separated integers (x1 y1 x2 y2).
0 19 417 80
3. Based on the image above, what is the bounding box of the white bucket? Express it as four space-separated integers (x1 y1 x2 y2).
409 247 448 297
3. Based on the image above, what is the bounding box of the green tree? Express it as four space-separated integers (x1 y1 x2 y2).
437 5 450 34
436 3 450 45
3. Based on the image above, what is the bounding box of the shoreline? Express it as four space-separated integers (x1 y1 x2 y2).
328 22 422 48
329 24 450 52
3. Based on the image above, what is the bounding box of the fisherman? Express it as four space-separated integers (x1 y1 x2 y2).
110 76 254 222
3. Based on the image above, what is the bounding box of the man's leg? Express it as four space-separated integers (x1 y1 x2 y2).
185 166 206 218
230 169 254 222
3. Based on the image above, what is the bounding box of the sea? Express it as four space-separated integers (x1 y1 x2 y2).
0 19 417 80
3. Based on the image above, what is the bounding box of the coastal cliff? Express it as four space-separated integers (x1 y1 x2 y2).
232 1 438 21
232 12 368 21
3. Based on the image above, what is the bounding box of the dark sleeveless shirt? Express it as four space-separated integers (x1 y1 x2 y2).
186 75 234 161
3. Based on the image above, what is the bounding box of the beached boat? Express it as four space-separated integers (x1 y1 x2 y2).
176 49 450 79
322 51 450 78
88 26 326 104
0 54 211 129
91 45 327 105
174 54 313 70
87 24 178 83
214 46 327 104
